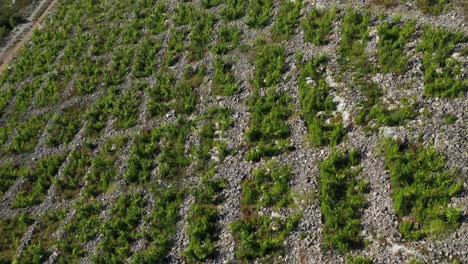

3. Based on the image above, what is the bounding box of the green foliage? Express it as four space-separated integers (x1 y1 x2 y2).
189 12 215 61
104 46 133 85
301 7 337 45
355 81 417 129
0 213 34 263
242 161 292 209
46 105 84 147
338 9 373 75
377 18 416 74
84 136 127 197
36 75 63 107
297 55 344 146
133 38 162 78
212 56 239 96
253 43 286 89
94 194 145 264
345 255 373 264
0 88 14 115
54 144 94 200
212 24 241 55
230 213 301 260
132 188 183 264
246 0 273 28
57 200 104 261
12 154 66 208
112 86 142 129
416 26 466 97
13 79 41 114
221 0 246 21
380 139 463 240
201 0 221 8
272 0 302 40
416 0 448 15
146 72 174 118
246 88 292 162
174 66 204 115
84 87 119 137
173 3 198 26
184 178 226 262
320 149 368 252
0 162 19 198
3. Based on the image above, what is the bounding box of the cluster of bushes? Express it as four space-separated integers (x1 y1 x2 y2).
165 27 188 66
0 88 14 116
54 144 94 200
0 162 19 199
35 75 63 108
8 113 50 154
320 149 369 252
72 57 104 96
196 107 232 174
212 56 239 96
57 200 104 261
416 0 448 15
242 160 293 210
125 119 192 183
112 86 142 129
301 7 337 46
84 88 119 137
355 81 417 130
13 79 41 114
46 105 84 147
297 54 344 146
133 39 162 78
202 0 221 9
253 42 286 89
184 177 226 262
189 12 216 61
221 0 246 21
146 72 174 118
175 66 205 115
133 188 183 263
272 0 302 40
19 208 67 262
231 161 300 260
0 213 33 263
377 17 416 74
84 136 127 197
212 24 241 55
94 194 146 263
246 0 273 28
104 46 134 86
246 88 293 162
380 139 463 240
416 26 466 97
338 9 373 75
12 154 66 208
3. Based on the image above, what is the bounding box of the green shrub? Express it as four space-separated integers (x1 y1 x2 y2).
242 160 292 209
104 46 133 85
112 86 142 129
345 255 373 264
272 0 302 40
9 114 50 154
221 0 246 20
184 178 226 262
416 26 466 97
212 56 239 96
173 66 204 115
0 213 34 263
377 17 416 74
133 38 162 78
13 79 41 114
212 24 241 55
46 105 84 147
253 43 286 89
132 188 183 264
57 200 104 261
146 71 174 118
73 57 104 96
54 144 94 200
36 76 62 107
320 149 368 252
380 139 463 240
173 3 198 26
338 9 373 75
201 0 221 8
297 55 344 146
189 12 215 61
416 0 448 15
84 87 119 137
301 6 337 45
246 0 273 28
231 213 301 260
84 136 127 197
0 162 19 198
12 154 66 208
246 88 293 162
0 88 14 115
94 194 145 264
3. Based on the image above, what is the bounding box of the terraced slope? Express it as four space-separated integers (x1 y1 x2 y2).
0 0 467 263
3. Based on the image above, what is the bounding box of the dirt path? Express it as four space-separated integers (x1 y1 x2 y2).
0 0 59 73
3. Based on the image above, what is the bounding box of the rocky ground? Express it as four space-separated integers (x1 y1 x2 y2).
0 0 467 263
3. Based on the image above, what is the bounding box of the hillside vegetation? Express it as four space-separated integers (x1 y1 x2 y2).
0 0 466 263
